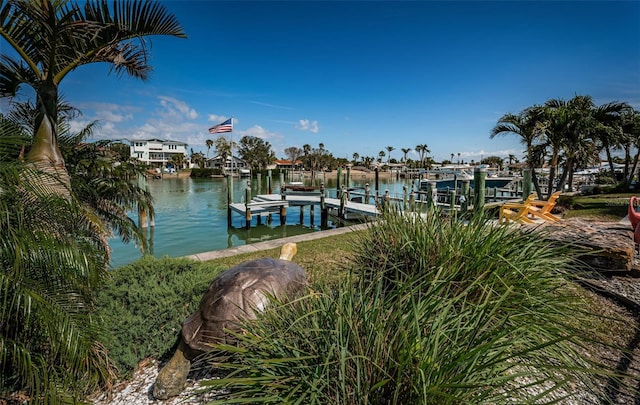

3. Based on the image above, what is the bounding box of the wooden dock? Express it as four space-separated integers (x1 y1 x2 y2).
228 192 380 228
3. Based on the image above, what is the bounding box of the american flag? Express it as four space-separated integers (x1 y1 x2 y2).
208 118 233 134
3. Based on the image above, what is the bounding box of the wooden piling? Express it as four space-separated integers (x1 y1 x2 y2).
374 167 379 195
226 175 232 226
383 189 390 212
267 169 272 194
245 184 252 229
522 168 532 200
339 185 347 218
460 180 469 214
279 204 287 225
426 181 436 209
403 184 408 211
473 167 486 212
409 189 416 212
346 166 351 188
310 203 315 225
365 183 370 204
320 183 328 227
449 189 456 221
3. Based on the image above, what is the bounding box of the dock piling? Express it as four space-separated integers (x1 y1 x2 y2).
226 174 232 226
522 168 532 200
320 183 328 227
473 167 486 213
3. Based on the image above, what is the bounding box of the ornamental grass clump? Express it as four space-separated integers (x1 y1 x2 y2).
200 210 612 404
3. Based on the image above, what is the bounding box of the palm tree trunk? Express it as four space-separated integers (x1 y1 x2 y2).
24 81 71 194
557 157 574 192
605 147 615 178
531 167 543 199
547 152 559 198
628 150 640 184
624 146 632 182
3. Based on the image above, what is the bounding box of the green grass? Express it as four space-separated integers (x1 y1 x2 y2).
559 193 633 221
197 210 620 404
96 198 640 403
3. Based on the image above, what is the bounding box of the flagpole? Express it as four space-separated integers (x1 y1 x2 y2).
229 115 236 176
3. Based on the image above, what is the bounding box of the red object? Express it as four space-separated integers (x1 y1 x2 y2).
628 197 640 245
629 196 640 230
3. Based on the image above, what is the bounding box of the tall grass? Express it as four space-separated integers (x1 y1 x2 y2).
199 210 615 404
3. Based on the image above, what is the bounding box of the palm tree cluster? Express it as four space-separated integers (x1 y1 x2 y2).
0 0 185 402
279 143 433 171
492 95 639 198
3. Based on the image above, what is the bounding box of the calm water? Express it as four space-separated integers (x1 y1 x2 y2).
108 175 414 268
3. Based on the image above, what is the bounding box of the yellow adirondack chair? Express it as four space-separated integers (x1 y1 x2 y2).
499 193 536 224
526 191 561 222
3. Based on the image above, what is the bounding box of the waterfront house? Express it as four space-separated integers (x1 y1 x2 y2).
206 155 250 176
130 139 188 170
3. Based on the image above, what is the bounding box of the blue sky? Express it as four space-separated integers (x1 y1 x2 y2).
5 1 640 163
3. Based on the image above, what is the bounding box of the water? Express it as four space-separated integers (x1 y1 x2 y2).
109 175 414 268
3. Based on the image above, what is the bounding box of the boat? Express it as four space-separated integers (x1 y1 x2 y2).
283 182 320 192
419 167 519 192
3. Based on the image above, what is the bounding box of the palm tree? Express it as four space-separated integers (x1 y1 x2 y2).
303 143 311 170
491 107 546 198
620 108 640 183
401 147 411 163
378 150 386 164
170 153 186 172
589 102 633 182
415 144 430 168
385 146 395 165
0 115 114 403
6 99 154 254
0 0 186 195
352 152 360 165
205 139 214 158
214 136 233 171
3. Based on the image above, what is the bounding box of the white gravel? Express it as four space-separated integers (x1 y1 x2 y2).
89 359 221 405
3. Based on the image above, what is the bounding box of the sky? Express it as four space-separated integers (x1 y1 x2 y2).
3 0 640 163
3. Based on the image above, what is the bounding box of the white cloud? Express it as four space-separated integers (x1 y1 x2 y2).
249 101 293 110
240 125 272 139
158 96 198 120
207 114 227 123
296 119 319 133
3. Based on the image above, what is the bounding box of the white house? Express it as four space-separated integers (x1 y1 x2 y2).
206 155 250 176
130 138 188 169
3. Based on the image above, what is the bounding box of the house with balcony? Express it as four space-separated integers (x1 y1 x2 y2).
206 155 250 176
130 138 188 169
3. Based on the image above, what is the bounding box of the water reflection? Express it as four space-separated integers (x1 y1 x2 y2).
108 175 417 268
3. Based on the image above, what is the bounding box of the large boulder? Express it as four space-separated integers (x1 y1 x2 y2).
539 218 635 273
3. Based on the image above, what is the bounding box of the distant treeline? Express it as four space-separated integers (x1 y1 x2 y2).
190 168 223 178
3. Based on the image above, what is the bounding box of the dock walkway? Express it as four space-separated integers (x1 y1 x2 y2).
228 193 380 227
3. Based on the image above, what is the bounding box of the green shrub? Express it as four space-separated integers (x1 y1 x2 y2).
201 210 613 404
96 256 224 376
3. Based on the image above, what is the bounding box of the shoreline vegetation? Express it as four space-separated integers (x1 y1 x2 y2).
175 168 399 182
94 203 640 404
